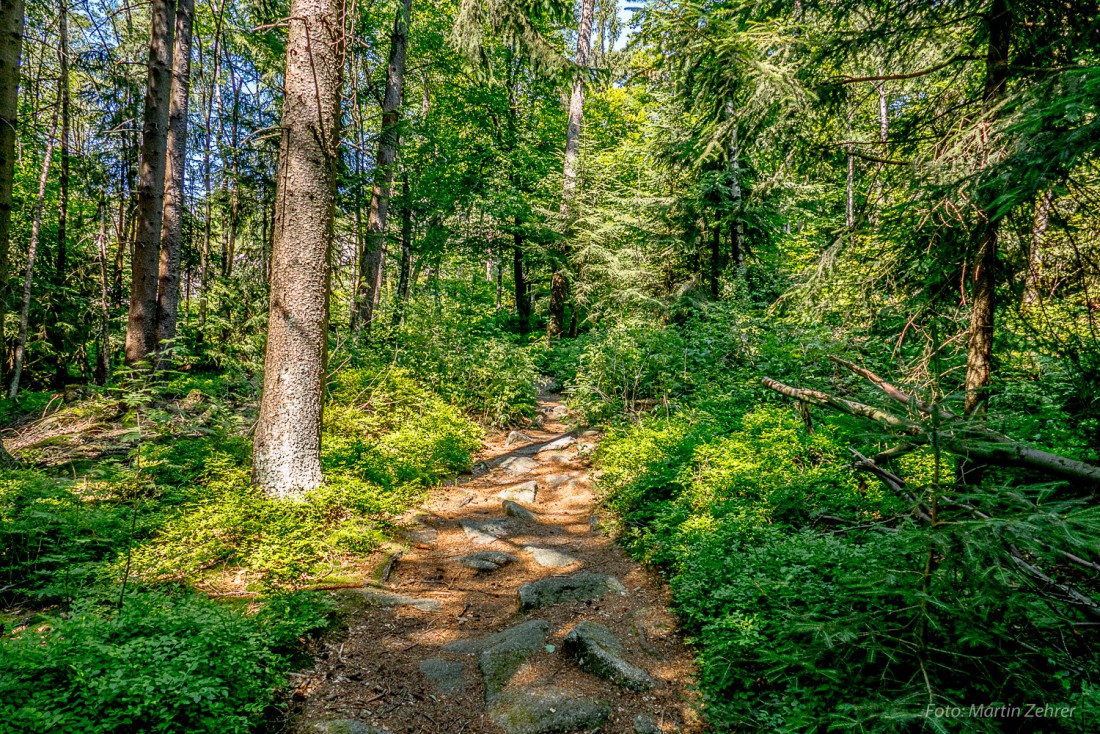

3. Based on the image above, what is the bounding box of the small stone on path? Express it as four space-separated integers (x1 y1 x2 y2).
503 500 536 521
537 435 577 453
419 658 466 695
563 621 655 691
498 481 537 503
403 527 437 546
344 587 442 613
633 714 662 734
500 456 540 475
460 518 510 544
505 431 532 446
517 572 628 612
523 545 577 568
451 550 517 571
542 474 573 488
312 721 393 734
487 687 611 734
542 454 573 466
444 619 551 655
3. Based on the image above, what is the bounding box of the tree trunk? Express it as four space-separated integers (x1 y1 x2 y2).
964 0 1011 416
8 98 59 399
392 176 412 327
155 0 194 368
513 225 529 334
125 0 176 365
50 0 70 388
1022 189 1053 310
728 118 744 270
252 0 343 498
709 222 720 299
95 201 111 385
548 0 595 341
0 0 25 385
355 0 411 333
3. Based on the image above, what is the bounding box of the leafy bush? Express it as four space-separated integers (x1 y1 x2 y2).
0 591 331 734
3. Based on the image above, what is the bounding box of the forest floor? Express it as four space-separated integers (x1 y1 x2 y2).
290 393 702 734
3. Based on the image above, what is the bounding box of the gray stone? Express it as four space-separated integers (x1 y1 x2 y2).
581 430 599 438
487 687 611 734
518 572 628 612
444 619 551 655
498 481 538 504
312 721 393 734
344 587 443 613
403 527 437 546
542 454 573 466
505 431 533 446
563 621 654 691
452 550 517 572
523 546 577 568
419 657 466 695
542 474 573 488
550 405 570 417
500 456 540 475
633 714 662 734
537 435 577 453
460 518 510 544
503 500 536 521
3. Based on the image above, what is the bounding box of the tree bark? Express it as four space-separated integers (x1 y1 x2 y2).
392 176 412 327
51 0 71 388
125 0 176 365
252 0 343 498
155 0 195 368
1022 189 1053 310
964 0 1011 416
8 98 59 399
0 0 25 384
355 0 411 333
95 201 111 385
513 224 529 334
548 0 595 341
709 222 720 299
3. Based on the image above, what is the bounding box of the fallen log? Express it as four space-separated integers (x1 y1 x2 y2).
762 376 1100 485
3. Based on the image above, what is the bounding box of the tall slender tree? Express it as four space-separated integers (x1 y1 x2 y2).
0 0 26 382
964 0 1011 416
51 0 72 388
252 0 344 497
354 0 412 333
548 0 594 340
155 0 195 367
125 0 176 365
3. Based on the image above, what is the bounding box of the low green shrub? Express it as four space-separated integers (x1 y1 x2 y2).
0 590 332 734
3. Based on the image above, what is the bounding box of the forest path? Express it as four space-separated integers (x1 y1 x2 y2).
293 393 701 734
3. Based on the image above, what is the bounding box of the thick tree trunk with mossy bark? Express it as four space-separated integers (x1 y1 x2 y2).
252 0 343 498
0 0 25 385
125 0 176 365
964 0 1011 416
548 0 595 341
155 0 194 369
355 0 410 333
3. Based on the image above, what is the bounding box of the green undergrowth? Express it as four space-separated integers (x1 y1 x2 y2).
0 359 490 734
582 307 1100 733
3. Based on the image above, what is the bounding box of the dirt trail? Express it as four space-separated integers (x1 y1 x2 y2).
293 394 701 734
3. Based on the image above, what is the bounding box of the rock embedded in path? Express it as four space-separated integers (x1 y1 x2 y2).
517 572 629 612
498 481 538 504
460 518 510 544
500 456 541 475
542 473 573 489
312 720 393 734
444 619 552 655
341 587 443 613
419 658 467 695
503 500 536 521
452 550 516 572
505 431 533 446
633 714 662 734
523 545 578 568
487 686 611 734
537 435 577 453
542 454 573 466
563 621 655 691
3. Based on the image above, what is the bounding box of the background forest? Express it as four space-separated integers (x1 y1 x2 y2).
1 0 1099 732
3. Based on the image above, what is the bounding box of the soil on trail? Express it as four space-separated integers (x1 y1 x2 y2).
292 394 702 734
